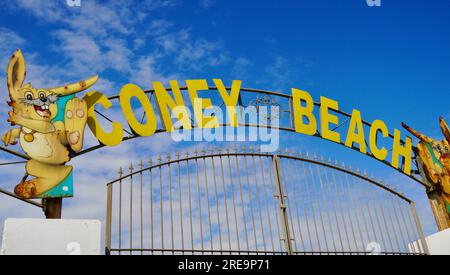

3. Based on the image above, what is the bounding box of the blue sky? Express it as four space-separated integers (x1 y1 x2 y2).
0 0 449 250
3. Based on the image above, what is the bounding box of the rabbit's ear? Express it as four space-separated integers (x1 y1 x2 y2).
49 75 99 96
7 49 26 101
440 116 450 143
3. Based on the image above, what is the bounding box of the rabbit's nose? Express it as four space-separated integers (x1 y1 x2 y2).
41 98 48 103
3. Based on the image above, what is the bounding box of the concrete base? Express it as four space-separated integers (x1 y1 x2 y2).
409 228 450 255
1 219 101 255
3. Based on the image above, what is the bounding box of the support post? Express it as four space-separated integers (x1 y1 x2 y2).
43 198 62 219
105 184 113 255
273 155 293 255
410 202 430 255
427 190 450 231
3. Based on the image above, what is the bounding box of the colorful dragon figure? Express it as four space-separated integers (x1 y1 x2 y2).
2 49 98 199
402 118 450 217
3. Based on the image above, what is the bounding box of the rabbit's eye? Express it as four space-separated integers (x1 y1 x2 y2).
24 92 33 101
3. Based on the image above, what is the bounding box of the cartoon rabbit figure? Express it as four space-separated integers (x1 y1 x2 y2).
2 49 97 199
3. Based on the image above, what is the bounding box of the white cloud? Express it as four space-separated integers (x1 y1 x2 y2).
199 0 216 10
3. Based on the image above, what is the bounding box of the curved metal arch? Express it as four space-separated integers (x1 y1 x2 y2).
106 150 413 203
0 86 430 189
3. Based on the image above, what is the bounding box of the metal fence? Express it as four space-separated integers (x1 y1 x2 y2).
105 148 429 255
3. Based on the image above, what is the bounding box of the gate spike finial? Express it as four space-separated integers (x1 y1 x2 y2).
157 154 162 163
148 158 153 167
185 150 190 158
139 160 144 170
242 145 246 152
226 147 230 154
313 153 318 160
202 148 207 156
194 148 199 156
342 162 346 169
166 153 171 161
118 167 123 177
328 157 332 164
176 151 180 159
320 156 325 162
210 147 215 154
217 147 222 153
306 152 310 159
129 162 134 173
249 146 254 153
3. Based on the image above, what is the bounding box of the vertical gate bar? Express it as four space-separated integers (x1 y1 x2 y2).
373 183 395 253
226 150 241 254
106 183 113 255
350 172 371 251
338 165 359 252
149 162 154 255
383 183 401 253
410 202 429 255
251 150 267 254
308 160 329 253
273 155 293 255
301 155 321 253
278 155 298 253
323 161 344 253
295 156 314 251
316 158 337 253
234 150 250 253
243 150 258 254
343 167 365 252
218 149 232 253
396 195 414 250
185 153 194 254
388 190 408 252
287 154 307 252
168 155 174 255
267 155 285 252
259 154 276 253
194 150 205 255
365 175 387 253
399 198 425 253
203 149 214 254
139 161 143 255
129 164 133 255
118 167 123 255
210 150 224 254
176 153 185 255
330 164 350 253
158 156 164 255
357 173 378 252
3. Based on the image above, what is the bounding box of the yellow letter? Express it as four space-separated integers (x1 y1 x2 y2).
320 96 340 143
214 79 241 127
292 88 317 135
187 79 219 129
83 91 124 146
154 80 192 132
369 119 389 161
120 84 157 137
391 129 412 175
345 109 367 153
